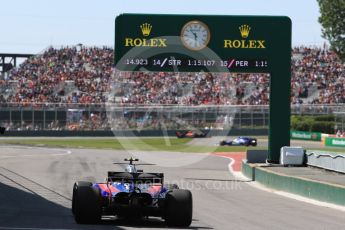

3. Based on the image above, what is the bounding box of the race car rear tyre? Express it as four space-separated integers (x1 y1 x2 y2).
72 181 92 215
165 189 193 227
72 181 101 224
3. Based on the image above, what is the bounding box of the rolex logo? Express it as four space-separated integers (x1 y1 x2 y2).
125 22 166 47
140 23 152 36
239 24 251 38
224 24 265 49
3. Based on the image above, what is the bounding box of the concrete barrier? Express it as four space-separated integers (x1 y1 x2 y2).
246 150 268 163
241 161 345 206
241 160 255 181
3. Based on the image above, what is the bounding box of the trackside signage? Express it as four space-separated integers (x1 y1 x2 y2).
325 137 345 147
114 13 292 163
290 130 321 141
114 14 291 73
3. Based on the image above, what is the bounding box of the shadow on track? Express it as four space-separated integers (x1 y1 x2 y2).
0 182 210 229
103 218 213 229
0 182 120 230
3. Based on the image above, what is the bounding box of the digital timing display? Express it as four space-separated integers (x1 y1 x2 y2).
122 57 268 70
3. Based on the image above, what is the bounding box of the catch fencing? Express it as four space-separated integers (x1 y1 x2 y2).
0 103 343 131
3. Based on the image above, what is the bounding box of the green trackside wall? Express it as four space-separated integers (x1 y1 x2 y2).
242 162 345 206
242 160 254 181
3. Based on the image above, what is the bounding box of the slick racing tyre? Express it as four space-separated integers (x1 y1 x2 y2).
165 189 193 227
72 181 101 224
219 141 226 146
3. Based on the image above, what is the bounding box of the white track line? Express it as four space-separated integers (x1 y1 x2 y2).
0 146 71 159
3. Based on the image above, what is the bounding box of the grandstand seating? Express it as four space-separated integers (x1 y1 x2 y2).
0 45 343 106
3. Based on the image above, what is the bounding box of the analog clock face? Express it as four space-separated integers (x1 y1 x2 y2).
181 21 210 50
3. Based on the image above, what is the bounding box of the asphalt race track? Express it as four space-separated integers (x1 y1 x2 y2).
0 145 344 230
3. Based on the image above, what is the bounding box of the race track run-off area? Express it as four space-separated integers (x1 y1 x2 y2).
0 145 344 230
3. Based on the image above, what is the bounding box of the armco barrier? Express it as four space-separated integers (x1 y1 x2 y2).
324 137 345 147
306 150 345 173
241 161 345 206
290 130 321 141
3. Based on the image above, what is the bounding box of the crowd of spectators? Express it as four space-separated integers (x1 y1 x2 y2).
291 46 345 104
0 45 344 107
0 46 112 106
114 71 269 105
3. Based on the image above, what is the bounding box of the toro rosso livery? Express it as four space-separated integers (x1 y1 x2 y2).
175 129 209 138
72 157 193 227
220 136 257 146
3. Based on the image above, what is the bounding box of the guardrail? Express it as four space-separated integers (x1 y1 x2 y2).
306 150 345 173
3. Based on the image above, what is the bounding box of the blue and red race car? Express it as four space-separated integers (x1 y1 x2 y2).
72 157 193 227
219 136 257 146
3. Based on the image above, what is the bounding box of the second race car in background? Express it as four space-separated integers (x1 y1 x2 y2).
219 137 257 146
175 130 209 138
0 126 5 135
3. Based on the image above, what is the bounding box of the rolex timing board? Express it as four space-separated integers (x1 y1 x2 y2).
122 57 268 70
114 14 289 73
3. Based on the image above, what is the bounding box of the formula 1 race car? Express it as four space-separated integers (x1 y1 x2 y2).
219 136 257 146
175 129 209 138
72 157 193 227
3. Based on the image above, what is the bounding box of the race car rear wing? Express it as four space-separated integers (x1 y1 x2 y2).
107 171 164 184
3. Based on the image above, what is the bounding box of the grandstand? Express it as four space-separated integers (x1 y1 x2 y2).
0 45 343 107
291 46 345 104
0 45 344 131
